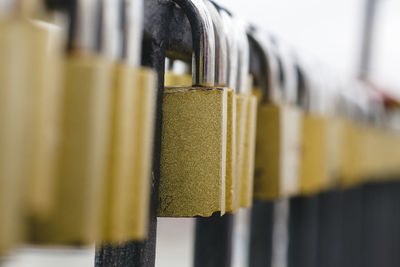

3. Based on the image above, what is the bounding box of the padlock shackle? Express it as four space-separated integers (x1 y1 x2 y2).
273 40 298 106
98 0 120 60
121 0 143 67
205 1 228 87
247 27 281 103
171 0 215 87
236 18 250 95
219 8 238 90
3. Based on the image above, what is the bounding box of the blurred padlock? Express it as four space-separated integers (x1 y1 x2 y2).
100 0 141 243
158 0 228 217
124 0 157 240
22 2 64 222
103 0 156 242
235 19 257 208
33 0 114 244
251 30 302 200
209 2 239 214
0 1 31 253
297 64 331 195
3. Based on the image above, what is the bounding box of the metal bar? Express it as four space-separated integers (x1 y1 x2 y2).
362 181 400 267
359 0 379 79
340 187 363 267
194 213 234 267
287 195 319 267
249 201 274 267
316 191 343 267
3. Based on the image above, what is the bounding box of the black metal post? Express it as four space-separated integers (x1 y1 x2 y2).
287 195 319 267
249 201 274 267
194 213 234 267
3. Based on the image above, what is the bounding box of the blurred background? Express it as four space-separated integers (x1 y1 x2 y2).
4 0 399 266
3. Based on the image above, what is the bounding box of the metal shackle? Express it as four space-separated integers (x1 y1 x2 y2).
99 0 120 60
67 0 99 54
247 27 281 103
205 0 228 87
217 6 239 90
171 0 215 87
272 40 298 105
121 0 143 67
235 17 250 95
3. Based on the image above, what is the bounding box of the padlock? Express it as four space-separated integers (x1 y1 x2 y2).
32 0 114 244
208 2 239 214
158 0 228 217
114 0 157 241
234 19 257 208
21 2 64 222
297 66 333 195
0 2 31 253
99 0 141 243
251 31 302 200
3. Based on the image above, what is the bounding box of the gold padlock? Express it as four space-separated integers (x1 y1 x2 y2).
0 5 32 253
158 0 227 217
235 20 257 208
23 5 64 222
99 0 142 243
207 2 239 214
251 31 302 200
33 0 114 244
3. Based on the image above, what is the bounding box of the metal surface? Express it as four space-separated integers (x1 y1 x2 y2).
99 0 120 60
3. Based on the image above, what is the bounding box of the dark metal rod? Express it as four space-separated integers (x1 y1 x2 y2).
287 195 319 267
249 201 274 267
359 0 379 79
194 213 234 267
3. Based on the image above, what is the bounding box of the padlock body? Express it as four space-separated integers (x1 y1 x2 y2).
240 95 258 207
24 20 63 220
159 87 227 217
33 56 113 244
226 88 237 213
299 115 329 195
254 104 302 200
102 64 138 242
235 94 248 208
125 67 156 240
0 18 30 253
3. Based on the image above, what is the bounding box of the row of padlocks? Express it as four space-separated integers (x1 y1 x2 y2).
1 0 400 259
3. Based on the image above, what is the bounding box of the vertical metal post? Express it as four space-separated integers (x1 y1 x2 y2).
194 213 234 267
287 195 319 267
316 191 343 267
340 187 363 267
359 0 379 79
249 201 274 267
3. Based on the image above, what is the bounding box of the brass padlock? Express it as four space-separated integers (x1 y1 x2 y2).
22 4 64 222
235 19 257 208
0 4 32 253
158 0 228 217
296 67 331 195
208 2 239 214
250 31 302 200
33 0 114 244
